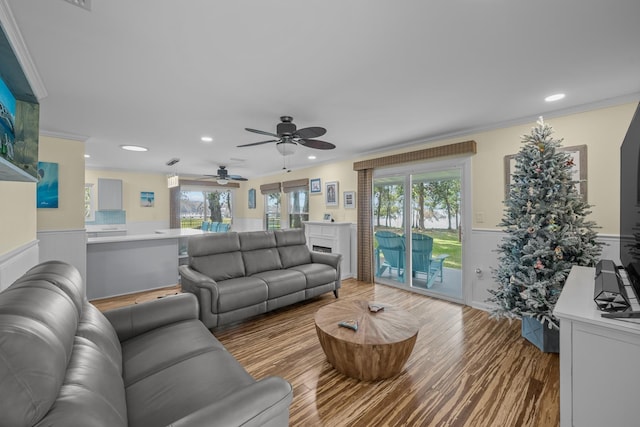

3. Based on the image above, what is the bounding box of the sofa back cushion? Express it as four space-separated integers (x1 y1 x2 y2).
189 232 246 280
275 229 312 268
239 231 283 275
0 261 86 427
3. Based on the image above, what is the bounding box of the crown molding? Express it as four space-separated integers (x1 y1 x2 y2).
40 129 89 142
0 0 47 100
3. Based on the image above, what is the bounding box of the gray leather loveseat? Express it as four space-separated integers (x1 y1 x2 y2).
0 261 293 427
179 228 341 328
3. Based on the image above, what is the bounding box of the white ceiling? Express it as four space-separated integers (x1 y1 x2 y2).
4 0 640 180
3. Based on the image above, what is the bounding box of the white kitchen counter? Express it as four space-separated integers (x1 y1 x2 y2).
86 228 205 300
87 228 205 244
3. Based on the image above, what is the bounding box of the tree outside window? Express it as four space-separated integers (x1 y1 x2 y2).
288 189 308 228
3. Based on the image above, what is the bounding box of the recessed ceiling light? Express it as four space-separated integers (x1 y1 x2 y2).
308 155 317 160
120 145 148 152
84 154 90 158
545 93 566 102
201 136 213 143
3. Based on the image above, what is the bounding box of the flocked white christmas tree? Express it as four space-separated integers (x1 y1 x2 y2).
489 117 602 329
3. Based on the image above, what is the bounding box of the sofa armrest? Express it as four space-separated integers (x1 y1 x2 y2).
168 376 293 427
103 293 199 342
310 251 342 270
179 265 219 298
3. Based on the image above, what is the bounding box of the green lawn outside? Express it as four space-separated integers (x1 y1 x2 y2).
374 227 462 270
428 229 462 269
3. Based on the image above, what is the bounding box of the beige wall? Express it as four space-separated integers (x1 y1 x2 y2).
85 169 169 223
37 136 86 231
0 181 37 254
0 101 634 259
238 102 635 235
468 103 634 234
235 158 358 223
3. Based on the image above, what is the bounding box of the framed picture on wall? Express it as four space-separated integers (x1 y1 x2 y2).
310 178 321 194
325 181 338 206
140 191 155 207
344 191 356 208
504 144 587 201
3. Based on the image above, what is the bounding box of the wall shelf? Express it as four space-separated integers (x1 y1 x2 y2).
0 157 37 182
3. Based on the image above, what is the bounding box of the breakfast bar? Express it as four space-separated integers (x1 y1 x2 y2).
86 228 204 300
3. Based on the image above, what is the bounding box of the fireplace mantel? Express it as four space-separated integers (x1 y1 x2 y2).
303 221 353 279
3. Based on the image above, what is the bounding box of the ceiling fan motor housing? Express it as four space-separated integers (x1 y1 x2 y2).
277 121 296 136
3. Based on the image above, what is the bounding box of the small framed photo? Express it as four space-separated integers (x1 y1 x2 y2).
140 191 154 207
325 181 338 206
310 178 322 194
343 191 356 208
323 213 332 222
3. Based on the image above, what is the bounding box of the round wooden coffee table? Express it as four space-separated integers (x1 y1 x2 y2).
314 300 419 381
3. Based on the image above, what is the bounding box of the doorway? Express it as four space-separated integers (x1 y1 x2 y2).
372 159 468 303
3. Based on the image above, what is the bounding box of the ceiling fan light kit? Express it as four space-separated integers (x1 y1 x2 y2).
276 141 297 156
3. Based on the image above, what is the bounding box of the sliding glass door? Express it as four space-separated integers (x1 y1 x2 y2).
373 160 466 303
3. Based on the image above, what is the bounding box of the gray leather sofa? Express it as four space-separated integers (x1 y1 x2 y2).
0 260 293 427
179 228 341 328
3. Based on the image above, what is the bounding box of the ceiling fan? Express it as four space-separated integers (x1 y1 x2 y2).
238 116 336 156
202 166 247 185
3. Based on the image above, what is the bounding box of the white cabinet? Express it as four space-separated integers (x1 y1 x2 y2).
554 266 640 427
303 222 353 279
98 178 122 210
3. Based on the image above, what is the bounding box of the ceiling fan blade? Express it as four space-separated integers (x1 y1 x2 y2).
237 139 280 147
229 176 248 181
245 128 279 138
294 126 326 139
299 139 336 150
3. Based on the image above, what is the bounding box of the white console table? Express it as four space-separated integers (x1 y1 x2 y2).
554 266 640 427
303 221 353 279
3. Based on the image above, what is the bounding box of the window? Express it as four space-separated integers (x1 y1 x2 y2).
288 189 309 228
84 183 95 222
260 182 283 230
180 188 233 229
265 192 281 230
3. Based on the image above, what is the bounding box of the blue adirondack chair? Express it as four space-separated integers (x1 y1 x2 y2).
374 230 405 282
411 233 449 288
201 221 211 231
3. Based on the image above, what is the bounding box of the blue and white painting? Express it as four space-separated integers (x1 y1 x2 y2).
141 191 155 207
37 161 59 208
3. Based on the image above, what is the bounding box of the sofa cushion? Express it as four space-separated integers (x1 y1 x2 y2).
121 319 225 386
278 245 312 268
290 263 338 288
125 347 255 427
189 233 246 280
77 302 123 375
191 251 246 282
14 260 86 315
243 248 283 276
239 230 277 251
217 276 269 312
252 269 307 299
275 229 312 268
0 280 80 427
274 228 307 246
35 335 128 427
189 232 241 256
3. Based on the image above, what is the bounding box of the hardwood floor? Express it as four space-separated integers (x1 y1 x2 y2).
92 280 560 427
